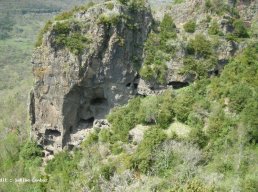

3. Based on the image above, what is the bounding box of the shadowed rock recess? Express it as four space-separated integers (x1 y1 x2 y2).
29 2 153 153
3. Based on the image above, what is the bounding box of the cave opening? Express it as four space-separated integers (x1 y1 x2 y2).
45 129 61 137
168 81 189 89
90 97 107 105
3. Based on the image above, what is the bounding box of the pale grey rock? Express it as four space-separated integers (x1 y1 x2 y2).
30 2 153 153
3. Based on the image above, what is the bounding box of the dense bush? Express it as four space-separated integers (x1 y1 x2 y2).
233 19 249 38
208 20 223 35
19 141 42 161
97 13 121 26
52 22 91 55
186 34 212 58
131 127 167 173
204 0 229 15
108 97 141 142
140 14 176 84
183 19 196 33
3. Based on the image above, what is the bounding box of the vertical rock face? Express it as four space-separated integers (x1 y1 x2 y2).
30 2 153 153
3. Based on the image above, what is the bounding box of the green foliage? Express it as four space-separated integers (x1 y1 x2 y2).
233 19 249 38
204 0 229 15
52 22 91 55
53 22 70 35
106 2 114 10
227 84 253 113
186 34 212 58
131 127 167 173
183 19 196 33
35 20 53 47
174 0 185 4
45 151 76 174
82 130 99 147
100 164 116 180
182 56 217 79
19 141 42 161
182 34 217 79
208 19 223 35
140 14 176 84
117 0 129 5
110 142 124 154
98 128 113 143
97 13 121 26
128 0 146 11
160 13 177 42
138 91 175 128
108 97 141 142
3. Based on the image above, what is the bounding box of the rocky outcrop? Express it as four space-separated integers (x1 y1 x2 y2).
146 0 256 87
30 2 152 154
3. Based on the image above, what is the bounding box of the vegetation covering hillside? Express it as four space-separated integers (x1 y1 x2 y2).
0 0 257 192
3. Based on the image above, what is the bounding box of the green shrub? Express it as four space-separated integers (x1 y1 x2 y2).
19 141 42 160
140 14 177 84
117 0 129 5
205 0 228 15
186 34 212 58
52 22 91 55
35 20 53 47
227 84 253 113
128 0 146 11
53 22 70 35
131 127 167 173
183 19 196 33
108 97 141 142
82 131 99 147
106 2 114 10
208 20 223 35
182 56 217 79
172 87 196 122
110 142 124 155
55 11 74 21
100 164 116 180
45 151 77 174
98 128 113 143
160 14 177 42
97 13 120 26
138 91 175 128
174 0 185 4
233 19 249 38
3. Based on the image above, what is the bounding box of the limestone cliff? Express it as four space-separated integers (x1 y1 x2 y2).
29 2 152 154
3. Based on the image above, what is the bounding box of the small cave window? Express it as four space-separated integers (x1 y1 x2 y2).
168 81 189 89
90 98 107 105
79 117 94 126
126 83 131 87
45 129 61 137
134 83 138 89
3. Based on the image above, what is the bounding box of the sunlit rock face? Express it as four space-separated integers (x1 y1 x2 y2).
29 2 153 154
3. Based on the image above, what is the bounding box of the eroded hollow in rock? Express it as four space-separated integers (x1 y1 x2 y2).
90 98 107 105
62 86 111 147
44 129 61 147
168 81 189 89
45 129 61 137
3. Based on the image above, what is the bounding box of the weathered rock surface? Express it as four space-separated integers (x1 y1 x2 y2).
30 2 152 153
147 0 257 87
